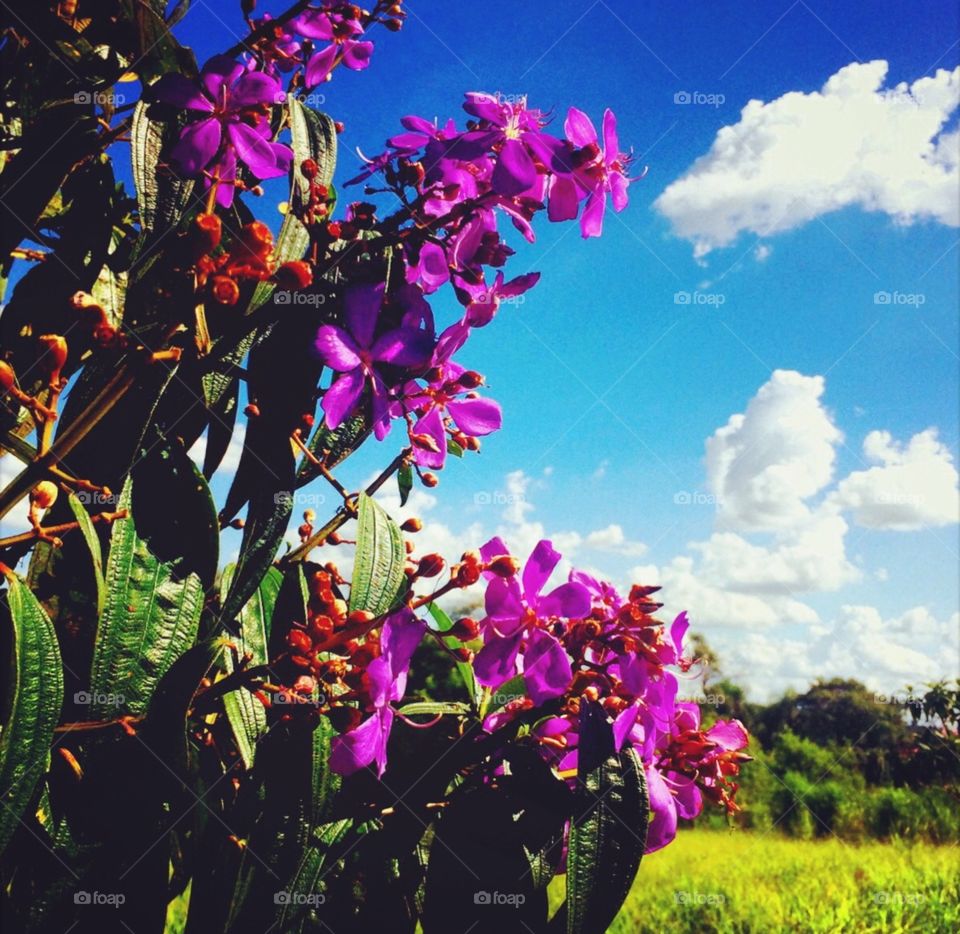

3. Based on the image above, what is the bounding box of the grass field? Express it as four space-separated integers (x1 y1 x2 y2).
166 829 959 932
550 829 960 933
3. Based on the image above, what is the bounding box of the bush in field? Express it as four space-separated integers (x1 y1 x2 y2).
0 4 750 933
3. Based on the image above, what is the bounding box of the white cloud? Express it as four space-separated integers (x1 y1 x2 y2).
753 243 772 262
655 61 960 257
583 523 648 557
706 369 842 531
188 423 246 476
828 428 960 530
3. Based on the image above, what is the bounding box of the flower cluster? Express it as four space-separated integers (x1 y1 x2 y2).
313 92 638 467
470 538 750 853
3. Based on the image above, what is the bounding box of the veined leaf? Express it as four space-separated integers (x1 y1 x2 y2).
295 411 371 485
88 478 204 719
66 491 106 617
348 493 406 617
219 565 282 769
564 701 649 934
131 100 195 237
0 575 64 856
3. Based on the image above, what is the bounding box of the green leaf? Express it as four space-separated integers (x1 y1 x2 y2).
246 96 338 315
0 574 64 856
219 565 282 769
88 478 204 718
348 493 406 616
295 411 371 485
131 100 195 237
427 603 479 709
66 491 106 617
397 462 414 506
447 439 464 458
564 701 649 934
398 701 472 717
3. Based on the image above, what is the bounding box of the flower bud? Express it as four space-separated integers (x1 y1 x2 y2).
210 274 240 305
486 554 521 578
347 609 375 625
416 553 445 578
191 213 222 256
401 517 422 532
274 260 313 291
421 472 438 488
37 334 68 384
293 674 317 695
0 360 15 394
326 221 342 239
301 158 319 179
287 629 313 654
244 403 260 418
459 370 484 389
229 517 245 529
30 480 59 510
452 646 471 662
237 221 274 260
450 617 479 641
303 508 316 523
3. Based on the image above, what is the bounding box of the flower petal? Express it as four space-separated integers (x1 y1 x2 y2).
342 39 374 71
227 121 291 179
152 74 214 112
548 175 581 222
304 45 338 88
201 55 244 101
473 632 523 688
644 765 678 853
170 118 221 175
314 325 361 371
231 71 285 107
321 369 364 429
492 137 537 196
522 540 562 602
343 283 383 348
330 708 392 777
447 397 501 437
602 108 619 161
523 630 572 705
538 581 592 619
580 188 607 238
411 406 447 469
564 107 597 148
372 327 434 367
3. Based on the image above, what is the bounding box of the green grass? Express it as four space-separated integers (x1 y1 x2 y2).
549 828 960 933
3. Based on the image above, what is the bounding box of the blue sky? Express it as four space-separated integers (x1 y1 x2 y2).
3 1 957 699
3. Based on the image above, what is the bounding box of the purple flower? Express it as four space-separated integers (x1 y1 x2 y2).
292 8 374 88
152 56 292 206
314 283 434 439
563 107 636 238
473 539 591 696
330 609 425 777
405 362 502 469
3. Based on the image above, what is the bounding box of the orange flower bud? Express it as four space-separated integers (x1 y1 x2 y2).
30 480 59 510
37 334 68 384
274 260 313 291
416 554 445 578
210 274 240 305
400 517 422 532
0 360 15 394
421 472 438 488
486 554 521 578
191 213 222 256
450 617 479 641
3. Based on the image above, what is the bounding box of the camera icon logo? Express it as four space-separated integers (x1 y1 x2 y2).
674 91 691 104
873 291 891 305
74 891 92 905
673 291 691 305
274 891 292 905
474 890 492 905
74 691 92 705
274 290 291 304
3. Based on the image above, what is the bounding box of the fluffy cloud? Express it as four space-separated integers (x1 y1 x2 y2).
655 61 960 257
584 523 648 557
706 370 842 531
828 429 960 530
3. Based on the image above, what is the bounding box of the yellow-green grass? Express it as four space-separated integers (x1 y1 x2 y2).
549 829 959 933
